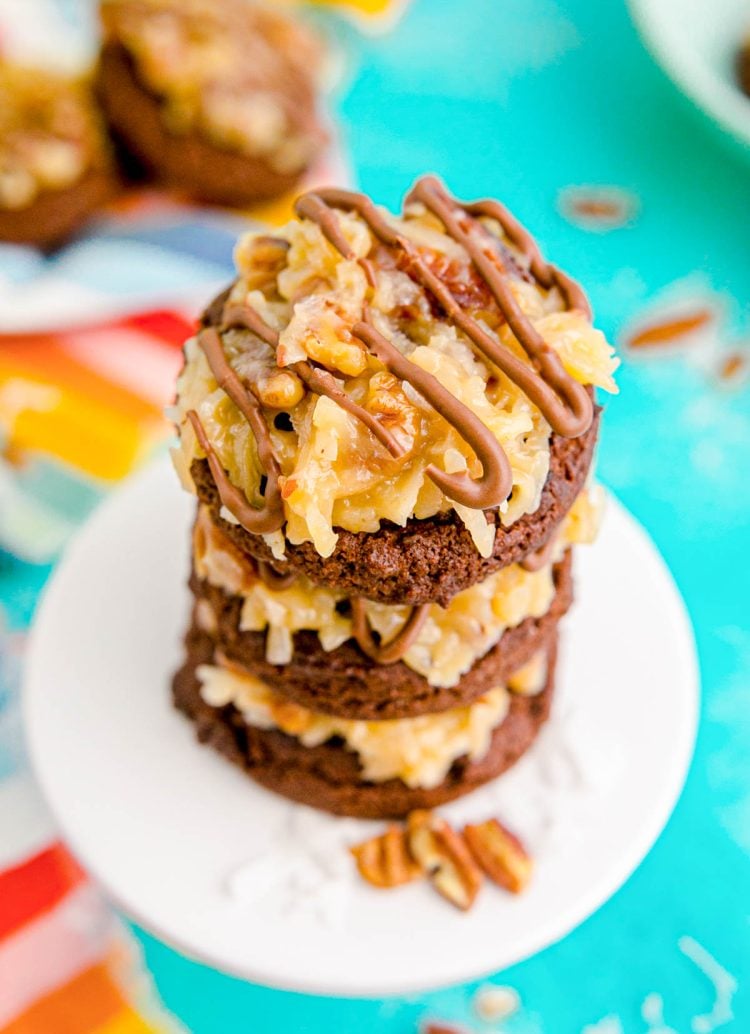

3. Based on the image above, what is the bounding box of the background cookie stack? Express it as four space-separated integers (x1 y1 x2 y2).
0 0 327 249
172 177 618 819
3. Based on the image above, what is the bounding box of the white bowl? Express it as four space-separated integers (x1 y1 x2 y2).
629 0 750 150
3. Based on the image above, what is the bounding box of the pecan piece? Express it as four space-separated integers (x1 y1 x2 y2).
407 810 482 911
351 825 422 889
463 818 533 894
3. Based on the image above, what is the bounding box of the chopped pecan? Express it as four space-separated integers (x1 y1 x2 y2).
717 352 748 384
463 818 533 894
407 810 482 911
627 308 714 349
239 235 289 292
257 369 304 408
351 825 423 889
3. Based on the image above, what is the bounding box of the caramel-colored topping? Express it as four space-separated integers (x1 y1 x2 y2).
293 179 594 501
178 178 617 555
351 598 430 665
296 188 516 508
293 359 405 459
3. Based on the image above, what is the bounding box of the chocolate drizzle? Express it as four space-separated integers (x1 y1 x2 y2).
188 324 284 533
408 178 592 436
256 560 295 591
351 598 430 665
295 191 517 507
302 179 593 440
352 314 510 508
292 359 404 458
191 175 596 538
520 533 558 572
222 300 278 347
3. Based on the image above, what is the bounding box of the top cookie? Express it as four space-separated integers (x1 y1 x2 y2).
174 176 618 603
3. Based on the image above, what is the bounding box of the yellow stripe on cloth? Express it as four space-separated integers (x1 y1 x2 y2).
0 356 166 481
94 1008 163 1034
308 0 400 14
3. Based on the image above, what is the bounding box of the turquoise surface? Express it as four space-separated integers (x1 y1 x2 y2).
6 0 750 1028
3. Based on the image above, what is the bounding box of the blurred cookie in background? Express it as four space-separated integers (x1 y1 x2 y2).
0 63 115 248
737 32 750 97
96 0 327 207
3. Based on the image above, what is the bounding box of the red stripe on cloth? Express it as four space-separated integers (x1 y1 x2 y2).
121 310 197 347
0 844 86 942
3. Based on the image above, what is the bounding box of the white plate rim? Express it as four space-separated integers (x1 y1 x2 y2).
22 457 700 997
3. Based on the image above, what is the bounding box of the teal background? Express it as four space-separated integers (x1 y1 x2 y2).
4 0 749 1029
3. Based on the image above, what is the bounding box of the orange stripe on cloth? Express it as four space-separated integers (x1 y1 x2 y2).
0 963 128 1034
60 330 183 408
0 343 167 480
0 844 85 942
0 339 161 424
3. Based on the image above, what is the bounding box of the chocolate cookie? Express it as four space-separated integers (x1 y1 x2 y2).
97 42 308 205
191 408 596 606
190 550 572 720
172 627 557 819
0 167 113 249
0 61 115 248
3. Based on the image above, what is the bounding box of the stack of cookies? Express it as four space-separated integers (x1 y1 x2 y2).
171 176 618 819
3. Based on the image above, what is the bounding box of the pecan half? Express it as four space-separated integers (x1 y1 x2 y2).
351 825 423 889
463 818 533 894
407 810 482 911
